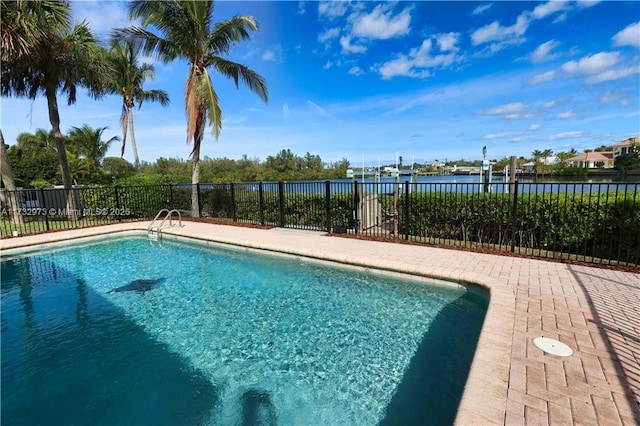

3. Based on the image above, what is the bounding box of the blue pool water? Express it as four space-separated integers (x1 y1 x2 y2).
1 236 486 425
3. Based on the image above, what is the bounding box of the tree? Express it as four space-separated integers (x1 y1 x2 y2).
1 0 68 62
2 0 106 219
8 129 60 184
541 149 553 166
67 125 119 172
614 153 640 177
114 0 268 217
105 40 169 170
531 150 543 163
0 131 23 225
102 157 136 181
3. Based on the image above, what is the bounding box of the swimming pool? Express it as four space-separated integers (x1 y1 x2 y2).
1 235 487 425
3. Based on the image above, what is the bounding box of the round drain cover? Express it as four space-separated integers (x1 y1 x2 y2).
533 337 573 356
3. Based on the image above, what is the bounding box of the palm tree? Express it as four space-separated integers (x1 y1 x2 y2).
106 40 169 171
531 150 543 163
114 0 268 217
16 128 58 153
1 0 68 62
1 0 106 219
541 149 553 166
67 125 119 171
1 0 67 225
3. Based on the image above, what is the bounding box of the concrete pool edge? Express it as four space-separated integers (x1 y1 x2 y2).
0 222 513 425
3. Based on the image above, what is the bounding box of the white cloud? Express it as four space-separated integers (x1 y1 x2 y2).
530 40 561 63
261 45 283 62
544 101 557 108
505 113 534 120
436 32 459 52
531 1 569 20
599 91 631 106
471 14 528 46
531 70 557 85
479 102 534 120
470 0 598 56
72 1 131 36
375 33 462 79
472 3 493 15
350 4 411 40
318 28 341 43
556 111 576 119
282 103 290 120
549 131 588 140
318 1 349 19
297 1 306 15
528 124 541 131
612 22 640 48
560 51 638 84
482 131 521 140
482 102 527 115
562 52 620 74
348 66 364 76
340 36 367 54
323 61 333 70
586 66 640 84
378 55 430 80
575 0 602 8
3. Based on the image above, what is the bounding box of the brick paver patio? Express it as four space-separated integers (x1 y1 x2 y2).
2 222 639 425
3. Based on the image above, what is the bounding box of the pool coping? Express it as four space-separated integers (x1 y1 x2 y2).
3 222 639 425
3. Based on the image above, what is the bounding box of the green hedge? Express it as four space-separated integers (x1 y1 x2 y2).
79 185 171 220
399 191 640 263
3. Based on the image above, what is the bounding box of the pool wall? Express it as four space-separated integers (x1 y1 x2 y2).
0 221 514 424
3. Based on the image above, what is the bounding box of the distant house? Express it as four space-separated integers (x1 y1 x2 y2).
522 156 558 173
425 160 446 169
567 151 614 169
612 137 639 159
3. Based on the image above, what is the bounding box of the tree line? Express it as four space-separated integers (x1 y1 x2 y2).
5 128 351 187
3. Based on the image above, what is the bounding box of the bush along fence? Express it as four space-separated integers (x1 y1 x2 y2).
1 181 638 268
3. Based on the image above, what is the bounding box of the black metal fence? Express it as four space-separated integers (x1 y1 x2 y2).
2 181 639 267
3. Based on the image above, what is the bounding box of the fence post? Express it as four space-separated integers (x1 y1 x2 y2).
40 188 50 231
278 181 285 228
325 180 331 232
168 184 174 208
197 183 202 217
404 181 410 240
259 182 265 225
352 180 360 234
230 183 237 222
510 180 519 252
114 186 121 222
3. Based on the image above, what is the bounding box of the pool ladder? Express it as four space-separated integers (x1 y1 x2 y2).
148 209 183 240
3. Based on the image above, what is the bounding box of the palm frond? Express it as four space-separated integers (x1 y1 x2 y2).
200 68 222 140
206 15 259 55
210 57 268 103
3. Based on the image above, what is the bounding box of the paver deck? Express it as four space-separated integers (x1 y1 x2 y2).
1 221 639 425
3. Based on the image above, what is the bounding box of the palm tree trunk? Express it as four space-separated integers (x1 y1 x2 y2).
0 130 24 225
128 105 141 171
46 86 78 220
191 143 201 218
191 108 206 219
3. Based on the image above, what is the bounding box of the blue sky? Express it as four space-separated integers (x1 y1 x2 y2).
2 0 639 166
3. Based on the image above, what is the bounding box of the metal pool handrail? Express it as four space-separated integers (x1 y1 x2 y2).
148 209 183 239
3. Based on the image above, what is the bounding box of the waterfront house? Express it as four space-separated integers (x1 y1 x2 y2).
612 137 639 159
566 151 614 168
